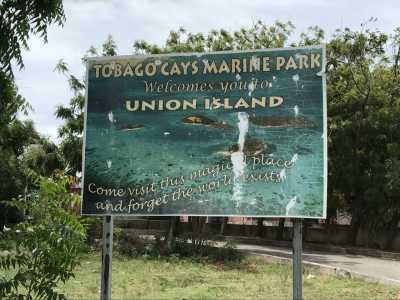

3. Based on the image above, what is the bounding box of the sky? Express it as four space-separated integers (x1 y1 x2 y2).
14 0 400 142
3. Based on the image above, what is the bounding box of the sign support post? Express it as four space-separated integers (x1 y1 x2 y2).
101 216 113 300
292 218 303 300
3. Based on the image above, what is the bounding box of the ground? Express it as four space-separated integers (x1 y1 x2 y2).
232 242 400 286
56 252 400 300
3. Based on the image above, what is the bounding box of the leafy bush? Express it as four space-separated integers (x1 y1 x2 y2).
114 227 242 264
115 229 171 258
0 174 86 300
82 217 102 247
115 230 149 257
172 240 243 263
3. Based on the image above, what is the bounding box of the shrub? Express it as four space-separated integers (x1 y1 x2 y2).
172 239 243 263
0 174 86 300
115 230 149 257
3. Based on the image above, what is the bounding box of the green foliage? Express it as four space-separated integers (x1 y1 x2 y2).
0 73 31 130
114 227 241 263
0 0 66 226
171 240 243 263
296 26 325 46
54 60 85 174
115 230 163 258
0 98 63 226
0 173 86 300
0 73 36 161
55 36 118 175
0 0 65 76
326 22 400 237
20 137 64 178
0 72 41 227
0 40 66 227
134 20 294 54
82 217 102 246
102 35 118 56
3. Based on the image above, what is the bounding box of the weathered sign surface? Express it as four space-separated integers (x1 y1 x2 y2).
81 46 327 218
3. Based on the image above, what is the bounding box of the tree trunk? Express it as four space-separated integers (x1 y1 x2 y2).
0 203 6 231
383 213 400 250
302 219 310 242
350 216 360 246
324 215 335 244
349 194 363 246
257 218 264 237
191 216 208 254
166 216 179 251
276 218 285 240
220 217 228 235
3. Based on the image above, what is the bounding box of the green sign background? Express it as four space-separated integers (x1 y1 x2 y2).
82 46 327 218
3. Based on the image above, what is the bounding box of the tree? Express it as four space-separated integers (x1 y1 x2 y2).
0 80 65 228
0 117 64 229
134 21 294 54
0 0 65 76
20 137 64 178
326 23 400 245
55 35 118 175
54 60 85 175
0 0 66 228
0 71 40 228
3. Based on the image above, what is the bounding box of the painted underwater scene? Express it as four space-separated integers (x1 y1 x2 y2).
82 47 326 218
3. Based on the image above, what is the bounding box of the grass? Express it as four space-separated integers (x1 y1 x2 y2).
55 252 400 300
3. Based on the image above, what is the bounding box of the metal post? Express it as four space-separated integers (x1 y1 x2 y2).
101 216 113 300
292 219 303 300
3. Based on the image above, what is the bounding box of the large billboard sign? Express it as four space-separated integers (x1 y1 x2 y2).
81 46 327 218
